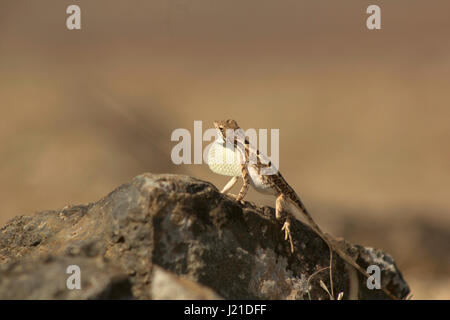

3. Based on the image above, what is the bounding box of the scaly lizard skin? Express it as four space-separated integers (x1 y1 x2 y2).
207 119 399 300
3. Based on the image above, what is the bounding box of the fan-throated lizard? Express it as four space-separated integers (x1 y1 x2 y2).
207 119 399 300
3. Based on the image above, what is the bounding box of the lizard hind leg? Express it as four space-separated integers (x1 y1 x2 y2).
276 194 295 253
235 164 250 202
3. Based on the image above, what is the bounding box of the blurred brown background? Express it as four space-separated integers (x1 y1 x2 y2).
1 0 449 299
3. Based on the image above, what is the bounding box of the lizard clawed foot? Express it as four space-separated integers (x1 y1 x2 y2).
281 220 294 253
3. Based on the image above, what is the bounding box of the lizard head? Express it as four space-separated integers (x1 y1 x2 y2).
213 119 240 141
213 119 248 148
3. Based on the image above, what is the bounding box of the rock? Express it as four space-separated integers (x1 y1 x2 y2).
0 173 410 299
0 255 132 299
151 265 223 299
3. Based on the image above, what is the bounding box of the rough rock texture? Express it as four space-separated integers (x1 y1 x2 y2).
0 173 410 300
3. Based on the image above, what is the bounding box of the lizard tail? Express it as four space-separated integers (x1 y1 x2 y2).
280 176 401 300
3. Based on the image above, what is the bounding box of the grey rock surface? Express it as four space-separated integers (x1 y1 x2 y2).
0 173 410 299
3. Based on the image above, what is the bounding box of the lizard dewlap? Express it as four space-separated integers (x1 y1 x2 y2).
207 141 241 177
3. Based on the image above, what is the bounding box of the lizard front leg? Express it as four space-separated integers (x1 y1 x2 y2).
235 164 250 202
220 176 239 194
276 194 294 253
